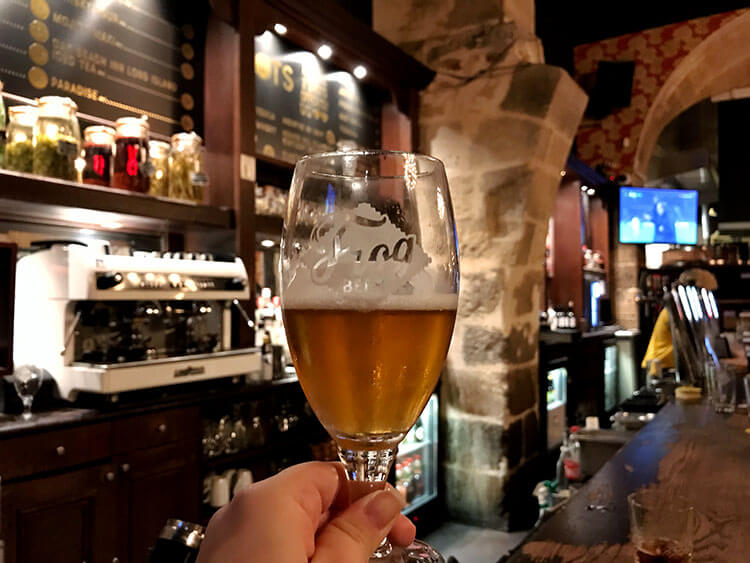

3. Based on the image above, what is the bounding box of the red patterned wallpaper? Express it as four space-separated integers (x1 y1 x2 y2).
574 9 747 176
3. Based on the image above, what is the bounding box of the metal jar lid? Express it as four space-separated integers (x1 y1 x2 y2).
158 519 205 549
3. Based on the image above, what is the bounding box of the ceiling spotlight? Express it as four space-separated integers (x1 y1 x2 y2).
260 239 275 248
273 23 287 35
317 44 333 60
587 188 596 196
560 170 566 177
353 65 367 79
580 184 588 192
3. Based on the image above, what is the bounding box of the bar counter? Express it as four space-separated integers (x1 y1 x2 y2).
506 400 750 562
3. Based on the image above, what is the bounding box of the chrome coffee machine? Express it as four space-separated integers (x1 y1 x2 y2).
14 242 259 400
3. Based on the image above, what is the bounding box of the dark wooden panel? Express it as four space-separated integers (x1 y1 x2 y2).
2 463 118 563
0 170 234 230
590 196 610 271
117 440 199 563
0 242 17 376
549 179 584 317
0 422 111 480
112 406 200 454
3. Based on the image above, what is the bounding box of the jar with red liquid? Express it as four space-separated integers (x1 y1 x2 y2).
112 116 150 192
82 125 114 186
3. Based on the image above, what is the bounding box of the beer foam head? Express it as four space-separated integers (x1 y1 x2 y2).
282 285 458 311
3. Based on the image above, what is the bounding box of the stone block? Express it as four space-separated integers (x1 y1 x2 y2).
499 323 536 363
462 325 504 364
480 165 534 219
459 270 503 317
503 417 522 468
444 410 505 468
522 409 540 459
444 464 507 528
462 323 537 365
506 367 536 416
474 115 543 164
442 368 506 418
447 0 503 29
501 64 563 117
511 268 542 316
544 70 589 136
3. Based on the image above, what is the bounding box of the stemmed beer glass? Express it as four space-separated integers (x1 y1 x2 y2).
280 150 459 562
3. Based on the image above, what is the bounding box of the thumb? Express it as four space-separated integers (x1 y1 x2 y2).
312 487 406 562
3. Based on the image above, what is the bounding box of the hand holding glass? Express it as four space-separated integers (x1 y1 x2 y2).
281 151 458 562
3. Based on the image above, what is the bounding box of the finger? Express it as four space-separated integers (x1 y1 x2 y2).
312 488 406 563
388 515 416 547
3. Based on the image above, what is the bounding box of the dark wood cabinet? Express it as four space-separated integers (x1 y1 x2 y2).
2 463 119 563
115 441 199 563
0 406 201 563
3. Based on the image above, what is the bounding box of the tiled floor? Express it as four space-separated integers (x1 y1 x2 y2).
424 522 529 563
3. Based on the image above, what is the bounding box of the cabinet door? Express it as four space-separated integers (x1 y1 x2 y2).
117 440 199 563
2 464 118 563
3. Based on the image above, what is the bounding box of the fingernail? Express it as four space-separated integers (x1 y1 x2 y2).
364 489 406 528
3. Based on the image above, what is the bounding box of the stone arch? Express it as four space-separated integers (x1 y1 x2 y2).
633 10 750 182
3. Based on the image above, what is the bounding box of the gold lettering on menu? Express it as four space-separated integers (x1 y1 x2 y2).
255 53 294 92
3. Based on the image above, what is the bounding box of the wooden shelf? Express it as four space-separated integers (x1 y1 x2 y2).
256 153 294 190
0 169 234 232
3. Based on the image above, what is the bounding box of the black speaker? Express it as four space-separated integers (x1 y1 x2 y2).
584 60 635 120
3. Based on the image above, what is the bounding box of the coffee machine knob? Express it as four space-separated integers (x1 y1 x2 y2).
97 272 123 290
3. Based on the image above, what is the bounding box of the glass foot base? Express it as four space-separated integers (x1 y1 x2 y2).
370 540 444 563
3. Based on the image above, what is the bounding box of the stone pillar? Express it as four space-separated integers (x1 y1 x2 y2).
374 0 587 527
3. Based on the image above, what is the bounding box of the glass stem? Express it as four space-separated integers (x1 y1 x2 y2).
337 446 397 558
21 397 33 420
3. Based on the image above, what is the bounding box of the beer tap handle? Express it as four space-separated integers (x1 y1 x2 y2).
60 311 82 357
232 299 255 329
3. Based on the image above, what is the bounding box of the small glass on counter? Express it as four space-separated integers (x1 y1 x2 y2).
112 116 150 192
629 489 694 562
148 140 170 197
32 96 81 180
5 105 37 173
169 132 207 203
82 125 114 186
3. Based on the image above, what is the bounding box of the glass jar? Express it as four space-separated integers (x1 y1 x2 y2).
82 125 114 186
33 96 80 180
148 140 170 197
5 106 37 173
112 116 150 192
169 132 207 203
0 80 6 167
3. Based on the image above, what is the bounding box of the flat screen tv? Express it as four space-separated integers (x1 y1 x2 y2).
619 187 699 245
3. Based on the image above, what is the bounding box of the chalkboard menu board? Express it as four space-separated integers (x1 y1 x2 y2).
254 32 381 164
0 0 204 137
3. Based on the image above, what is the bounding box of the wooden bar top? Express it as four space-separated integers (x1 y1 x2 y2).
506 400 750 562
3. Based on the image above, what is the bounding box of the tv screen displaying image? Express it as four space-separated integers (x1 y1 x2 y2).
619 187 699 244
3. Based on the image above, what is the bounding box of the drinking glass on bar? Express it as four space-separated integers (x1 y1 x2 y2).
628 489 695 563
281 150 458 562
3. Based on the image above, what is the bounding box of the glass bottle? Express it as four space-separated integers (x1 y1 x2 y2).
148 140 170 197
169 132 207 203
32 96 80 180
82 125 114 186
4 105 37 173
112 116 150 192
0 80 6 167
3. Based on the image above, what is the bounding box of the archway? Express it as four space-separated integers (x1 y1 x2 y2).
634 11 750 182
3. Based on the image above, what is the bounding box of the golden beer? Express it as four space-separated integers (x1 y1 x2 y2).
284 307 456 448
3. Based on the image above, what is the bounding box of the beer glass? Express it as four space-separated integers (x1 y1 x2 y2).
281 150 458 562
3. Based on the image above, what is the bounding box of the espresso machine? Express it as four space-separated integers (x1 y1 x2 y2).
14 242 260 400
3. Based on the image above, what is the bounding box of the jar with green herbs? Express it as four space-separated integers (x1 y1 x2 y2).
169 132 207 203
148 140 170 197
5 105 38 173
0 80 6 167
33 96 80 180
